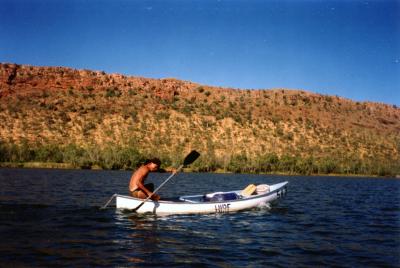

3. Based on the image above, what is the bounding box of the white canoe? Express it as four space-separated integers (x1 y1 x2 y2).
115 181 288 215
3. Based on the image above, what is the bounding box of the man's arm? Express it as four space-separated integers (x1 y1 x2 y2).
136 180 153 197
134 167 156 198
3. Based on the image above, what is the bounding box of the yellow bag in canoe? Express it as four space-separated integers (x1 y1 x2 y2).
241 184 256 197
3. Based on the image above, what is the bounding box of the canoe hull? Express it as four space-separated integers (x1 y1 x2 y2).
116 181 288 215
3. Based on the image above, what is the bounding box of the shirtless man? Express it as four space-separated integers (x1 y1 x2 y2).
129 158 161 201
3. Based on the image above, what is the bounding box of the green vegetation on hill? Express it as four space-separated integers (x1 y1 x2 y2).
0 63 399 176
0 141 397 176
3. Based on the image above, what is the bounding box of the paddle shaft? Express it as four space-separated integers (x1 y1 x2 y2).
132 164 184 212
100 194 117 210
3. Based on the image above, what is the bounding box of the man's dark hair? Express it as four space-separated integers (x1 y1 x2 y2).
144 158 161 167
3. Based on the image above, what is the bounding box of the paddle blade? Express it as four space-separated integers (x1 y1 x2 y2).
183 150 200 166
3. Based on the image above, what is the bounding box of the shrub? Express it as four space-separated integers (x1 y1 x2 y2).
279 154 298 173
155 111 170 120
83 122 96 135
285 132 294 141
318 158 337 174
105 87 122 97
258 153 279 173
276 127 284 137
271 116 281 125
128 89 137 96
181 105 193 116
61 144 86 167
227 154 249 173
98 145 144 170
35 144 64 163
130 110 138 121
295 157 315 175
216 114 224 120
232 114 243 124
41 91 50 98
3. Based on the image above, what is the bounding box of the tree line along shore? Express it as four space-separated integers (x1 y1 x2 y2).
0 142 397 177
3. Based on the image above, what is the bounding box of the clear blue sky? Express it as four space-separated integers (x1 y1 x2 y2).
1 0 399 105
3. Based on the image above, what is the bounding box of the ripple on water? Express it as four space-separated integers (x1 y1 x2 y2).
0 170 399 267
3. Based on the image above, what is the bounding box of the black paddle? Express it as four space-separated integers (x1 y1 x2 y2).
131 150 200 212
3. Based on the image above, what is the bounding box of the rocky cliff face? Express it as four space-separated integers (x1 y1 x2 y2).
0 63 399 173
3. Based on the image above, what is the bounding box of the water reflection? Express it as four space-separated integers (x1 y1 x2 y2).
115 211 160 236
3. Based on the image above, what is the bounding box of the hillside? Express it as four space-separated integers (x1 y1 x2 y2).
0 63 399 175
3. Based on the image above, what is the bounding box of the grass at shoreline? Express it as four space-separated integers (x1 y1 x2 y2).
1 161 397 178
0 162 76 169
1 142 398 177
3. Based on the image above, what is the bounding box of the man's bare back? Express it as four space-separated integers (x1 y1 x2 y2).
129 165 150 192
129 159 160 201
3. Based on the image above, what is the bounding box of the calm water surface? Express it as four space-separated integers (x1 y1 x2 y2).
0 168 399 267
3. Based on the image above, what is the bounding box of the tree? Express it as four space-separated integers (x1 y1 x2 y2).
258 153 279 173
227 154 249 173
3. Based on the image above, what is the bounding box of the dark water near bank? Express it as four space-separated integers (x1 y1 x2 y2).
0 169 399 267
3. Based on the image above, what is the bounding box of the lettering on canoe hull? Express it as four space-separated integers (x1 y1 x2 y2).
215 203 231 213
276 186 287 199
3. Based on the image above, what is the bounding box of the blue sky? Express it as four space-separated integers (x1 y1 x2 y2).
1 0 399 105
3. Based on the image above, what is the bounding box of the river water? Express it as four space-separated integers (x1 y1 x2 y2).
0 168 399 267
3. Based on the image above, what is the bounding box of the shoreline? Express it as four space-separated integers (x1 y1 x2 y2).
0 162 398 178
